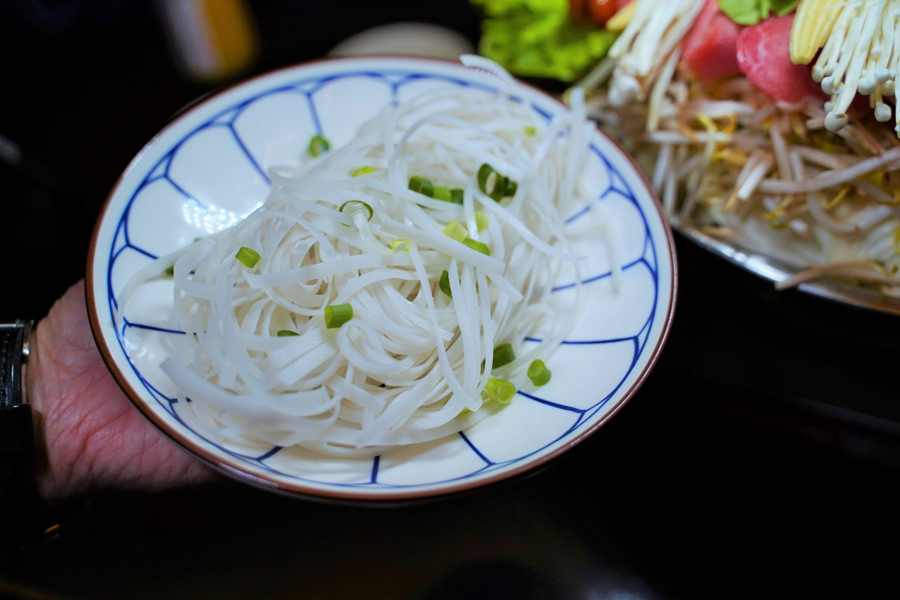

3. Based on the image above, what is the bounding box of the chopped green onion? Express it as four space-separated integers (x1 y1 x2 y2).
339 200 374 221
462 238 491 255
235 246 261 268
432 186 464 204
409 175 463 204
308 134 331 157
390 239 409 252
324 303 353 329
164 264 175 276
408 175 434 197
432 186 451 202
483 377 516 405
439 270 453 298
475 212 489 232
492 342 516 369
352 165 375 177
431 186 459 204
442 221 468 242
524 125 537 136
276 329 299 337
477 163 517 202
527 359 552 386
477 163 495 194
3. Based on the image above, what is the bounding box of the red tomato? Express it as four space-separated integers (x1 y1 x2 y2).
570 0 627 26
588 0 617 24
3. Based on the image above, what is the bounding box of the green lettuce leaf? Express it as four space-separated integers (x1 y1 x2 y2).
716 0 800 25
472 0 618 82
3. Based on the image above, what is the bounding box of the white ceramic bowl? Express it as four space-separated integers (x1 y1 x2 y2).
87 56 677 502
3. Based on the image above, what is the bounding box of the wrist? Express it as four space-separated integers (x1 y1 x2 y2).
23 312 88 502
23 280 216 501
0 319 57 548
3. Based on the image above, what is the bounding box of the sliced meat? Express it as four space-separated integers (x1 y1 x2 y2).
736 13 824 105
681 0 743 80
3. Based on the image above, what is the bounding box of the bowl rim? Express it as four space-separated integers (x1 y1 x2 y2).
85 54 679 503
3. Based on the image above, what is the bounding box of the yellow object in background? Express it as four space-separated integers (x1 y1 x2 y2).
789 0 843 65
157 0 260 84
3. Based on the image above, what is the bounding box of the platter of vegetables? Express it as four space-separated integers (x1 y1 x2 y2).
473 0 900 314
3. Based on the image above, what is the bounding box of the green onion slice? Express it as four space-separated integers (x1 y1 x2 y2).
439 270 453 298
409 175 463 204
408 175 434 197
235 246 261 269
432 186 464 204
462 238 491 255
339 200 374 221
477 163 495 193
276 330 299 337
527 359 552 386
352 166 374 177
324 303 353 329
442 221 468 242
432 186 451 202
308 134 331 157
483 377 516 405
475 212 489 232
477 163 517 202
492 342 516 369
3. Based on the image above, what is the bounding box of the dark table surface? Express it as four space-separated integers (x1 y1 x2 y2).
2 2 899 598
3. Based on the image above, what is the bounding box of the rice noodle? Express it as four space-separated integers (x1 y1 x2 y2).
125 80 599 455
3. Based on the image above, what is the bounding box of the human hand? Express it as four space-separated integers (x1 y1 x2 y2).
25 280 215 501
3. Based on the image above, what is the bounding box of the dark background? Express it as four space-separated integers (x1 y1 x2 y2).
2 1 900 598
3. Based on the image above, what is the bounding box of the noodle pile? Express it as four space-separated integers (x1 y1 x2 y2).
147 81 592 454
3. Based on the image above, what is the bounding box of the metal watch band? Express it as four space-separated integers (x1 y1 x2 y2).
0 320 44 548
0 320 30 409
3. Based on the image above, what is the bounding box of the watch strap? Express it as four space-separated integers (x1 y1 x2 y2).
0 320 45 547
0 321 28 409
